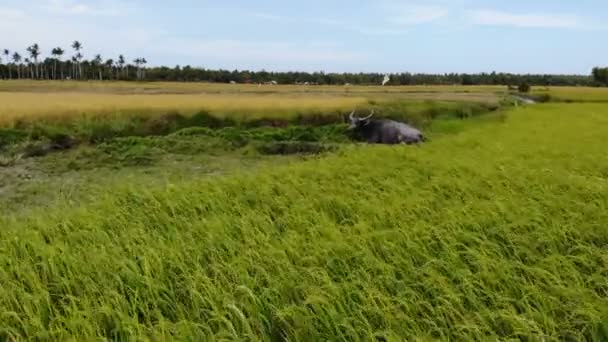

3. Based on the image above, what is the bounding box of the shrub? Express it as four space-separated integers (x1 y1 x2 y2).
0 128 28 149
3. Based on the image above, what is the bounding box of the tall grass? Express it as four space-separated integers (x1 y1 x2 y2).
0 98 496 149
0 92 367 126
1 103 607 340
0 81 505 126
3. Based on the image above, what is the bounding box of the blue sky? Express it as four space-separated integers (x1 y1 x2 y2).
1 0 606 74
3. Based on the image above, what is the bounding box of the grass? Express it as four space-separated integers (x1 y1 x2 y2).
0 101 607 340
0 80 500 217
0 92 367 126
0 98 496 152
0 81 505 126
0 106 482 215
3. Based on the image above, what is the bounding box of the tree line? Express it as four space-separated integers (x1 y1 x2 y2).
1 41 147 81
592 67 608 86
1 41 605 86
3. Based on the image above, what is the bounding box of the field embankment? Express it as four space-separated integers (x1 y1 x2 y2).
0 101 607 340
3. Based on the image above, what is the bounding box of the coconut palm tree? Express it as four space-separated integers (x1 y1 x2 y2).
133 57 148 80
133 58 141 80
24 58 32 78
117 54 125 79
75 53 83 79
51 47 64 80
3 49 11 79
26 43 41 79
70 56 77 79
12 52 21 79
105 59 114 80
71 41 82 79
92 54 103 80
141 58 147 80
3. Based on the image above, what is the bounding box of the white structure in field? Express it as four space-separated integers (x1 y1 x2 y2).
382 74 390 86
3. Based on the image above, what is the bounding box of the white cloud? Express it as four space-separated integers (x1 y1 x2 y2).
249 12 286 22
466 9 585 29
249 3 450 36
141 37 374 72
314 18 410 36
0 7 27 20
41 0 131 16
162 39 365 64
249 12 410 36
0 3 366 70
387 5 449 25
0 5 161 60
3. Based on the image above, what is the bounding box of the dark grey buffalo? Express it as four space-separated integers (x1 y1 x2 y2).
348 110 425 145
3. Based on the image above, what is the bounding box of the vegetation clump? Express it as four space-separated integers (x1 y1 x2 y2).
518 82 531 93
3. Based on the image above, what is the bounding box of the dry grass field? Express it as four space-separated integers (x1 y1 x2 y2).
0 81 504 126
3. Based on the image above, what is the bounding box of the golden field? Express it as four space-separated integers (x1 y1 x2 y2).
2 81 607 127
0 80 507 95
0 92 367 125
0 81 504 126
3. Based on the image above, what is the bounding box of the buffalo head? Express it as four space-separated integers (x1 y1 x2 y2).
348 110 375 130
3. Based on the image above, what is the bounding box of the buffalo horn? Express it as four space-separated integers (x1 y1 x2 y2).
361 109 375 121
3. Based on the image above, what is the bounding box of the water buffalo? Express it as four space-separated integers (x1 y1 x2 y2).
348 110 425 145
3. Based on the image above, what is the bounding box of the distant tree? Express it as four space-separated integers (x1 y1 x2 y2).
518 82 531 93
461 74 474 85
117 54 125 79
12 52 21 79
592 67 608 86
51 47 64 80
141 58 147 79
26 44 41 79
133 58 141 79
134 57 147 80
3 49 11 79
24 58 33 78
70 56 78 79
72 41 83 79
93 54 103 80
105 59 114 80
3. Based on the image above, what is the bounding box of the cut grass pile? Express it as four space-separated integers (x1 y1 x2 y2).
1 103 607 340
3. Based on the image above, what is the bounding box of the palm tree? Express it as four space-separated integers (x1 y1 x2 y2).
117 54 125 79
3 49 11 79
133 58 141 80
105 59 114 80
12 52 21 79
75 52 83 79
93 54 103 80
70 56 77 79
26 43 41 79
24 58 32 78
51 47 64 80
71 41 82 79
133 57 148 80
141 58 147 80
